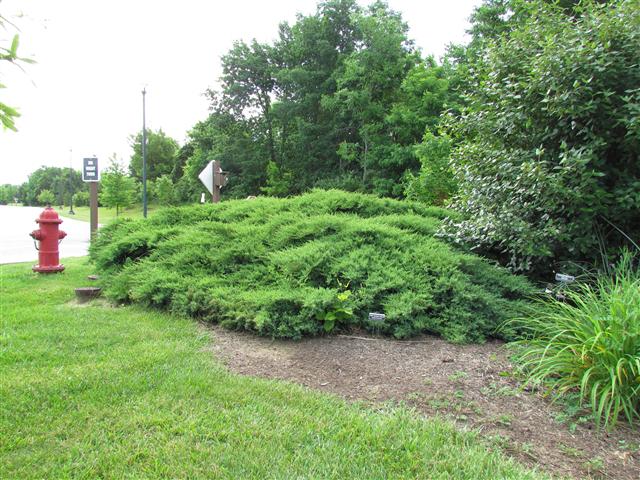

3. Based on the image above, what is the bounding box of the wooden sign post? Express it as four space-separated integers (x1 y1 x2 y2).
198 160 229 203
89 183 98 240
212 160 221 203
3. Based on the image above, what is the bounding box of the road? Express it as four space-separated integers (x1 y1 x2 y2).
0 205 92 265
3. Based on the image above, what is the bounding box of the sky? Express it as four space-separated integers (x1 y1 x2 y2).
0 0 480 185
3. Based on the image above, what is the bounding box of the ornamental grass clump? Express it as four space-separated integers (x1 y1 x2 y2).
508 253 640 428
91 190 534 343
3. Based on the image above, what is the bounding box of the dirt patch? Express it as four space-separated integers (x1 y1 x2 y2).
206 326 639 480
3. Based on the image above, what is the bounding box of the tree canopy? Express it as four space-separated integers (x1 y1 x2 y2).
129 129 180 182
180 0 453 198
19 166 84 206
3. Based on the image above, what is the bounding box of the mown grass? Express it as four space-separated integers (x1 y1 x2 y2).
0 258 550 479
59 203 162 224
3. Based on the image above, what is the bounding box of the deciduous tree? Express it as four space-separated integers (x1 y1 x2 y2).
101 157 136 215
129 129 179 182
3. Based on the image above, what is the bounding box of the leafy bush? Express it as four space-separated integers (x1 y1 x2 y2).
404 132 456 206
441 0 640 272
72 191 90 207
155 174 177 206
261 161 294 197
92 190 534 343
507 253 640 428
36 189 55 206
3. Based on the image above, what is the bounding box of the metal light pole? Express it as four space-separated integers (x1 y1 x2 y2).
142 87 148 218
68 148 75 214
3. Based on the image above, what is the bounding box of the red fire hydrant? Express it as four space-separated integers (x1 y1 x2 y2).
30 206 67 273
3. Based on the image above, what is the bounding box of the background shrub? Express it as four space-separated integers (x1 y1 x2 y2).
92 190 534 343
441 0 640 273
36 189 55 206
72 191 90 207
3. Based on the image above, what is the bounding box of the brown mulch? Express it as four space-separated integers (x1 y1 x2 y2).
206 326 639 480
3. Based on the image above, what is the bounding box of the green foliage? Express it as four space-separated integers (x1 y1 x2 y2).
36 189 54 206
155 174 176 206
0 13 34 131
440 0 640 272
100 158 137 215
92 190 533 343
319 3 421 197
183 0 452 198
260 161 293 197
18 166 84 206
506 252 640 429
404 132 456 205
182 106 268 199
313 172 363 192
145 178 158 203
0 183 18 204
72 191 89 207
319 287 354 333
129 129 180 182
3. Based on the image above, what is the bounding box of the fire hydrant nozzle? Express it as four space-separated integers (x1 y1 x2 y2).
30 206 66 273
30 230 44 241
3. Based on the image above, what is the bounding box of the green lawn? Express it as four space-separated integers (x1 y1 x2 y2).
0 258 550 479
58 204 160 223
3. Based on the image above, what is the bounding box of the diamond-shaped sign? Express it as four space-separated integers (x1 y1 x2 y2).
198 161 215 195
198 161 228 203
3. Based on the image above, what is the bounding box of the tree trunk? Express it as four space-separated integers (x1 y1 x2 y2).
261 94 277 165
362 137 369 184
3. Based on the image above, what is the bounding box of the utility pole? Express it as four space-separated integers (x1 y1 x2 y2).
142 87 148 218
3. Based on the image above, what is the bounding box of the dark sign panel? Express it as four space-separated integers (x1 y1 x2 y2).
82 157 99 182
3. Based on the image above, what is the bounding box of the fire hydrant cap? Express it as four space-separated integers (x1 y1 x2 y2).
36 206 63 224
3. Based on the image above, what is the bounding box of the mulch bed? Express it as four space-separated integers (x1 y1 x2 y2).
206 326 639 480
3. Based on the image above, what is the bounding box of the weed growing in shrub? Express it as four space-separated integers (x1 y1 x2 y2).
507 253 640 428
319 287 354 333
91 190 534 343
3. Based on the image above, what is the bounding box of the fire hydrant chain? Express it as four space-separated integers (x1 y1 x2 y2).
29 206 67 273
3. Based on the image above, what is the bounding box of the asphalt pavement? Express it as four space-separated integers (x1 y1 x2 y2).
0 205 92 265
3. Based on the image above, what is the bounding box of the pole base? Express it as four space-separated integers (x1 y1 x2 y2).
32 264 65 273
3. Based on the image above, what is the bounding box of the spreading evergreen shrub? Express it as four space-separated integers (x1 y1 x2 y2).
91 190 534 343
